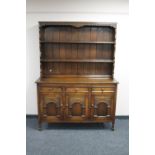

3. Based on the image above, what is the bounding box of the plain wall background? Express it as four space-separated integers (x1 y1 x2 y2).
26 0 129 115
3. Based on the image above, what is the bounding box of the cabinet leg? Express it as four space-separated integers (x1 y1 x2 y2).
38 121 42 131
111 121 115 131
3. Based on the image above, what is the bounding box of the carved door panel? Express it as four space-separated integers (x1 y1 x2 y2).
91 93 114 120
65 93 88 121
40 93 63 121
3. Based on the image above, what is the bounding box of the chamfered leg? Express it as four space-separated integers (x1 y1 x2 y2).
38 119 42 131
111 120 115 131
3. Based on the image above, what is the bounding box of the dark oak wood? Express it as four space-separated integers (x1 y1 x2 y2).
39 22 116 28
40 41 115 44
36 22 118 130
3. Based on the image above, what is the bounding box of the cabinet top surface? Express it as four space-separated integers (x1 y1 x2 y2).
39 21 117 28
36 77 118 84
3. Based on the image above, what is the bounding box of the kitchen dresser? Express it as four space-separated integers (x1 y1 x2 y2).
36 22 118 130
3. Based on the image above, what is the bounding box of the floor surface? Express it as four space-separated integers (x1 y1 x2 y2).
26 118 129 155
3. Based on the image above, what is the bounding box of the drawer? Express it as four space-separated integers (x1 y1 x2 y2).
40 87 61 93
92 87 115 93
66 88 88 93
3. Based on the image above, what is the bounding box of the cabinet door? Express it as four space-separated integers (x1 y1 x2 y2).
91 93 114 120
65 93 88 121
40 93 63 121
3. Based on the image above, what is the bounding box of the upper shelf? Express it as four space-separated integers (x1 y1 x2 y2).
40 41 115 44
41 59 114 63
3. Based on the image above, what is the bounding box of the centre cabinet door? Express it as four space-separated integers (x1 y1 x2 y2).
65 88 89 121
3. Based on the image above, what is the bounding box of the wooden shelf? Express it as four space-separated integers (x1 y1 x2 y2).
40 41 115 44
39 22 116 77
41 59 114 63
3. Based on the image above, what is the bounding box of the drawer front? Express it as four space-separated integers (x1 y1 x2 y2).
40 87 61 93
66 88 88 93
92 87 115 93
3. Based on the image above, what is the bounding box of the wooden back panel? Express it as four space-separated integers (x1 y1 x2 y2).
39 22 116 78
